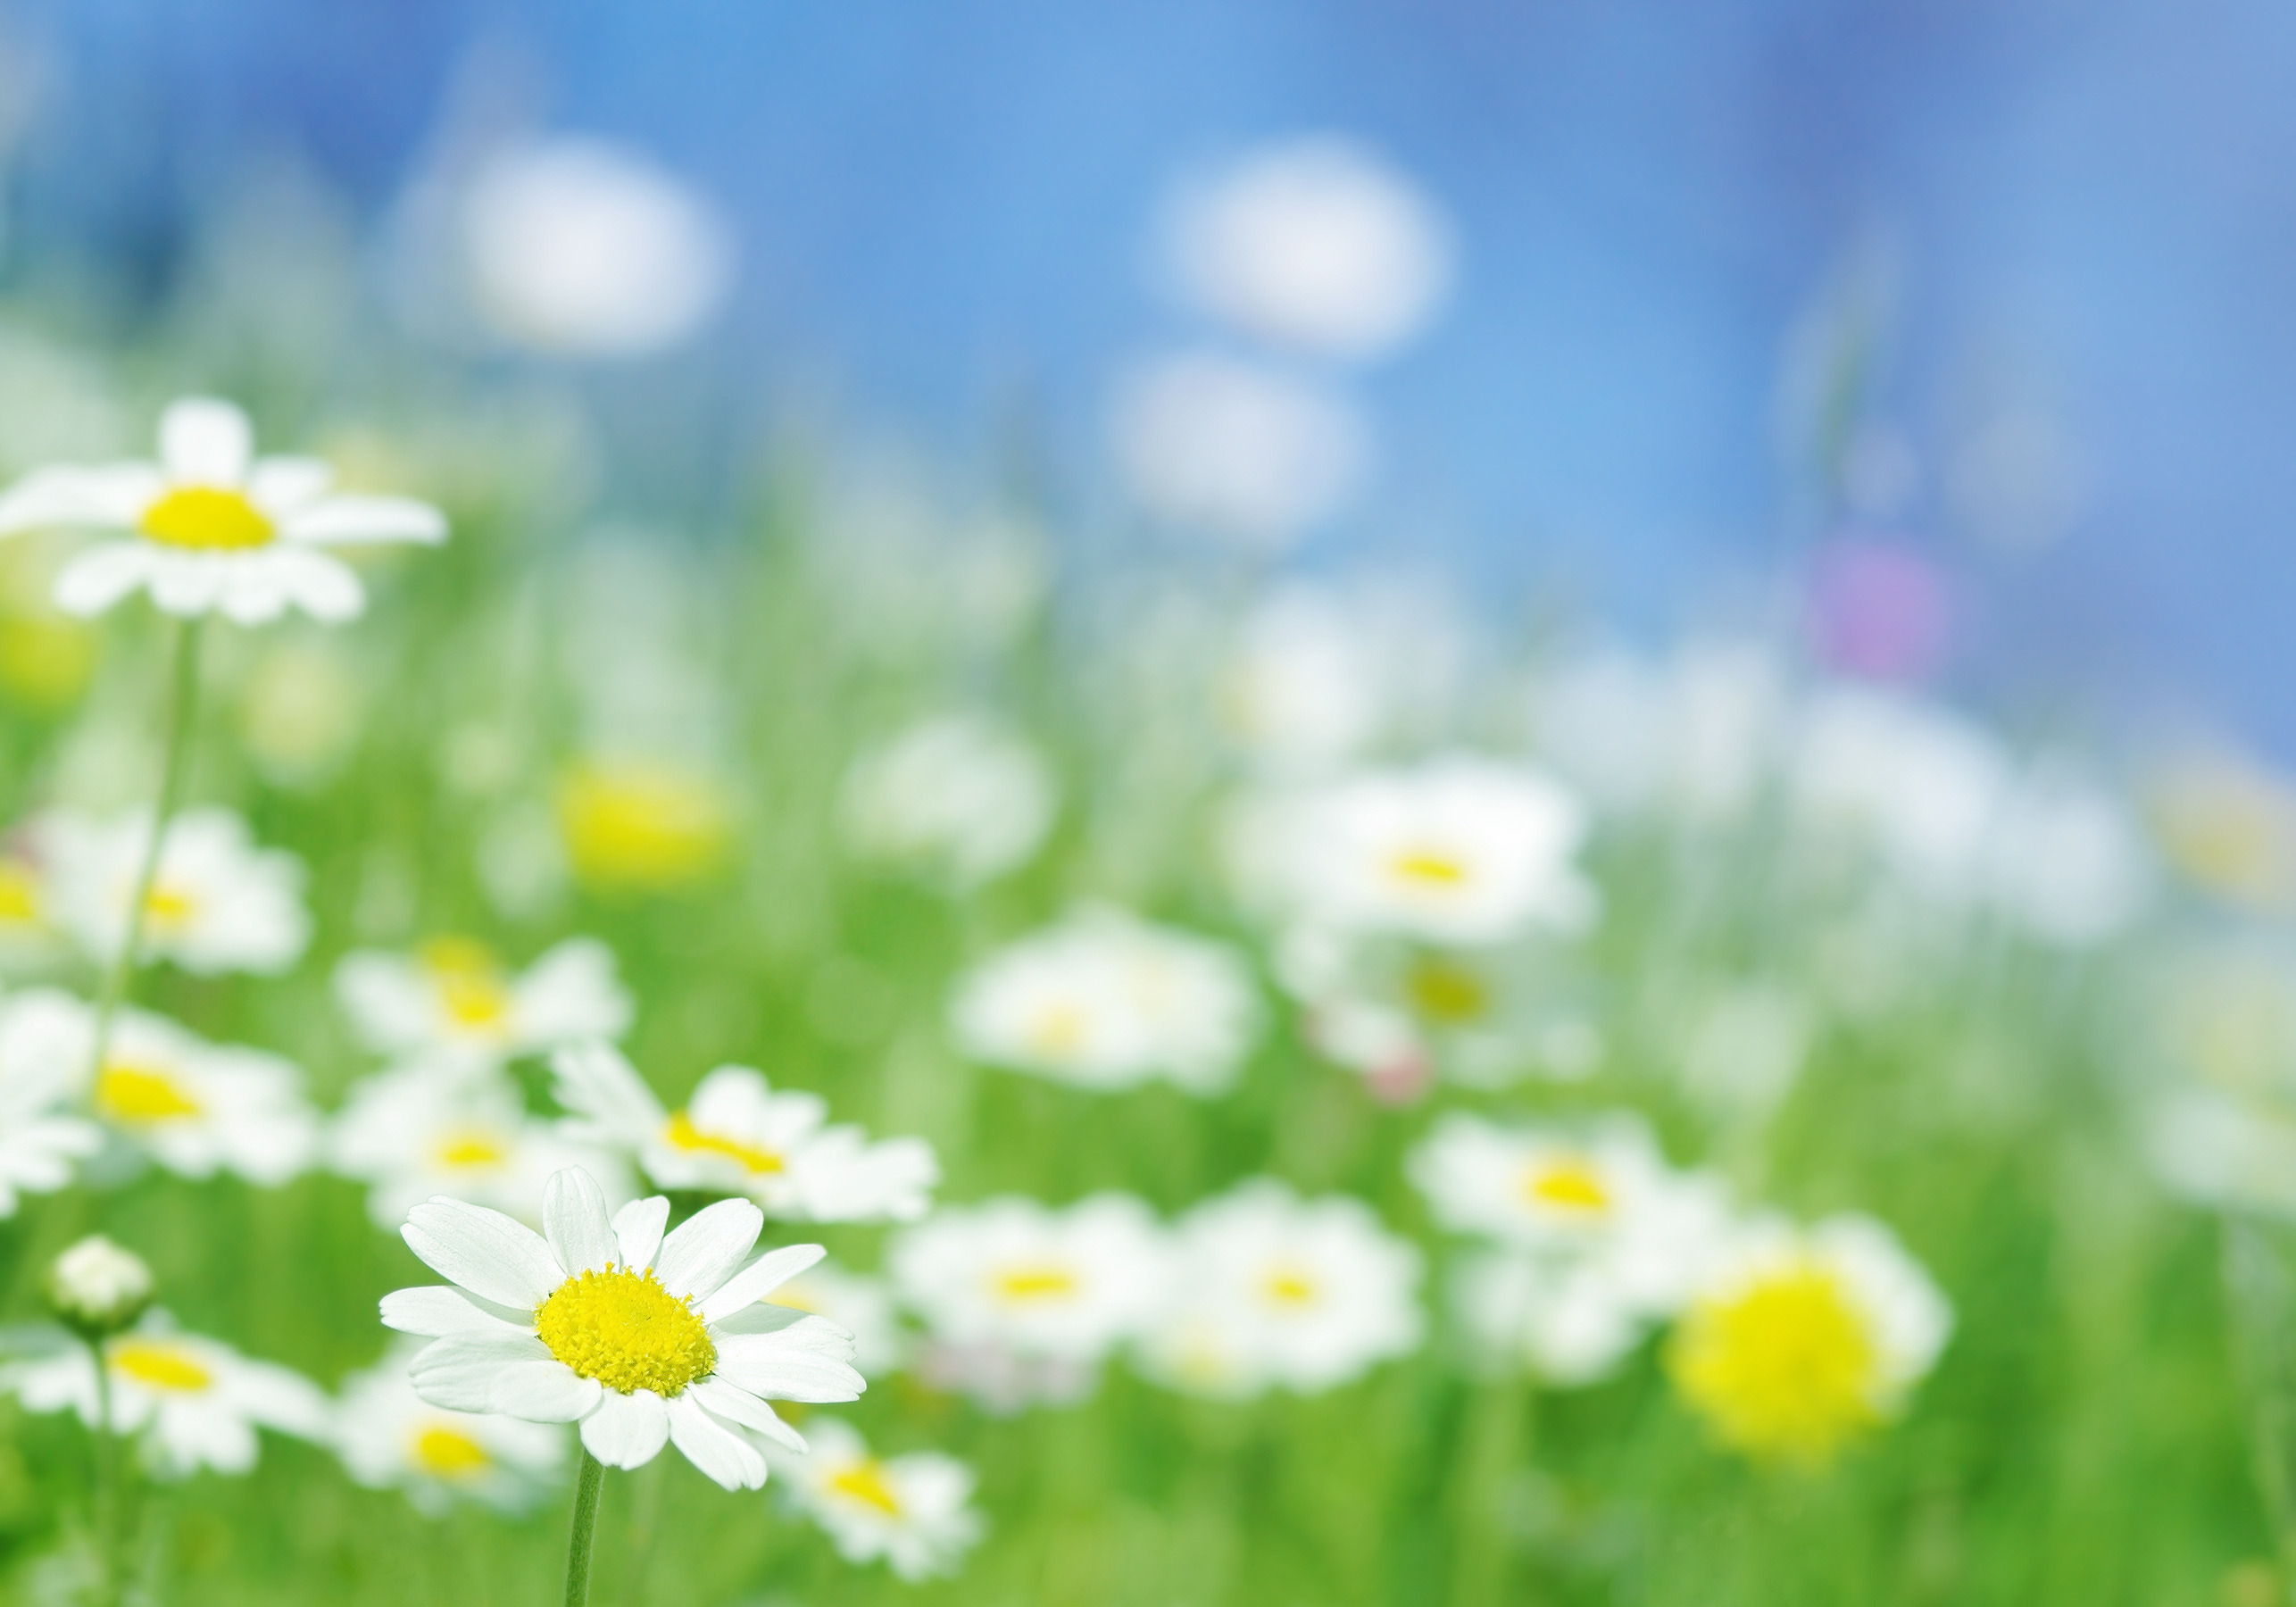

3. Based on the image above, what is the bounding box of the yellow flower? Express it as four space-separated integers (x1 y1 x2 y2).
555 762 733 891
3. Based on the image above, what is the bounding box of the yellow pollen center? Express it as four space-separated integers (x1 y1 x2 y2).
534 1266 716 1397
434 1131 510 1170
1524 1159 1611 1214
827 1458 904 1517
1667 1261 1883 1463
556 766 733 891
412 1424 493 1478
111 1340 212 1393
1027 1003 1086 1059
420 937 513 1031
144 883 198 930
1391 848 1469 887
1406 958 1489 1023
1262 1269 1320 1306
96 1063 203 1124
991 1264 1079 1302
139 487 275 552
0 860 39 923
663 1112 785 1175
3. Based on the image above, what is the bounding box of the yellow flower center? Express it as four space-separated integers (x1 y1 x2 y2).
990 1264 1078 1303
412 1424 493 1479
827 1458 904 1517
420 937 513 1032
96 1063 203 1124
1405 957 1489 1023
139 487 275 552
433 1130 510 1170
144 883 198 931
1667 1261 1882 1463
111 1340 212 1393
534 1266 716 1397
663 1112 784 1175
1523 1158 1611 1214
556 764 732 892
0 859 38 923
1390 848 1469 887
1027 1003 1086 1059
1261 1268 1320 1306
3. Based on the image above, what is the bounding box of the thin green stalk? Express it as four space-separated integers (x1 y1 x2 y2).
563 1447 605 1607
89 1336 120 1607
85 618 204 1085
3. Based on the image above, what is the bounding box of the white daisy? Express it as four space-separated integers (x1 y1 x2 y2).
1229 757 1596 946
1450 1251 1651 1386
40 806 309 977
949 909 1261 1095
887 1194 1168 1367
334 1338 568 1515
839 714 1058 888
71 1003 320 1185
1136 1178 1422 1397
334 937 633 1070
0 988 103 1215
0 396 445 623
384 1167 864 1490
552 1043 937 1224
775 1417 983 1581
0 1311 329 1478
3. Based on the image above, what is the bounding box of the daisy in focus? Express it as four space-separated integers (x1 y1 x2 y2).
950 908 1262 1095
1664 1213 1951 1465
0 396 445 623
1136 1178 1421 1397
40 806 310 976
335 937 632 1070
73 1004 320 1185
384 1167 863 1489
333 1340 568 1514
0 1312 329 1478
552 1042 937 1223
773 1417 984 1581
839 714 1058 888
0 988 103 1215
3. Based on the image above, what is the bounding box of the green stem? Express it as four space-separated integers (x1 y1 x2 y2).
562 1448 605 1607
85 618 203 1085
88 1336 120 1607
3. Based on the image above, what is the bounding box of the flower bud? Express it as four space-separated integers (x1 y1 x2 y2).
45 1236 154 1336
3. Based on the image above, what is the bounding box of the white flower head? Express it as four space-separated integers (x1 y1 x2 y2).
888 1194 1169 1367
1136 1179 1422 1397
41 807 309 977
552 1044 938 1224
951 909 1262 1096
0 990 104 1215
775 1417 984 1581
45 1235 154 1333
335 937 633 1070
77 1003 320 1186
2148 1087 2296 1218
0 396 445 622
334 1338 568 1515
1451 1251 1651 1386
1 1311 329 1478
385 1168 864 1491
840 715 1058 888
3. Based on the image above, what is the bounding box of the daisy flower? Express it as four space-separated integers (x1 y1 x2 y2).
0 989 103 1215
1450 1251 1653 1386
949 908 1262 1095
1664 1213 1951 1465
40 806 309 976
71 1003 320 1186
0 396 445 623
840 714 1058 888
1136 1178 1421 1397
774 1417 984 1581
887 1194 1168 1367
334 1339 568 1515
0 1311 329 1478
552 1042 938 1224
334 936 633 1070
45 1235 154 1335
555 760 733 893
384 1167 864 1490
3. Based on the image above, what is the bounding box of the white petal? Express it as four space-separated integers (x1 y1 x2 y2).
379 1285 532 1337
159 398 254 486
403 1197 566 1308
245 455 332 513
578 1388 670 1469
654 1198 763 1300
408 1333 598 1420
611 1195 670 1271
688 1377 805 1452
664 1392 768 1490
144 550 229 616
697 1244 826 1323
269 547 365 621
281 494 446 546
0 464 157 533
711 1338 865 1403
53 543 152 617
544 1169 618 1276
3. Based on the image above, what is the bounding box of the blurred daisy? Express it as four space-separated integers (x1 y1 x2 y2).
2149 1087 2296 1218
334 936 632 1070
775 1417 983 1581
0 1311 329 1478
887 1195 1168 1367
1665 1213 1951 1465
385 1168 864 1490
334 1339 567 1515
42 806 309 976
1451 1251 1651 1386
0 845 59 965
839 715 1057 888
950 909 1262 1096
1136 1179 1421 1397
79 1005 320 1186
1231 758 1596 946
553 1043 938 1223
767 1258 907 1377
0 396 445 623
555 761 733 893
0 988 103 1215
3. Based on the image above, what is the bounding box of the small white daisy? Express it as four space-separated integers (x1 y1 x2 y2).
0 396 445 623
333 1338 568 1515
334 937 633 1070
72 1003 320 1185
840 714 1058 887
1136 1178 1422 1398
552 1043 937 1224
949 909 1262 1096
774 1417 984 1581
1450 1251 1652 1386
385 1167 864 1490
0 989 103 1215
40 807 309 977
0 1311 329 1478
